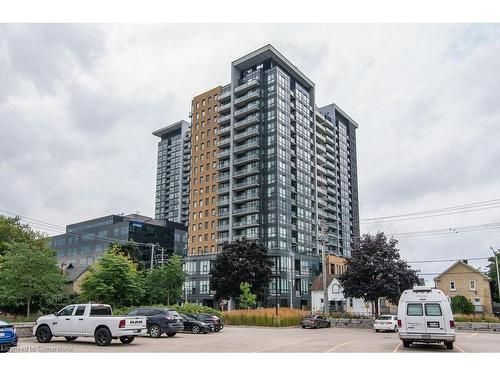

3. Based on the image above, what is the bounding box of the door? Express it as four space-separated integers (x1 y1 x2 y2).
472 297 482 313
69 305 87 335
423 303 445 335
53 305 76 335
405 303 425 333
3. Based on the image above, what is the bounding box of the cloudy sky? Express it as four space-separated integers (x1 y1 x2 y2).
1 24 499 281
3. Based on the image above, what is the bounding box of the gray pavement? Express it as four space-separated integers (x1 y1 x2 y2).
11 326 500 353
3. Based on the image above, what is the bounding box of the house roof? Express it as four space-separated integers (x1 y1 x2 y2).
433 260 491 281
309 274 337 292
65 264 90 282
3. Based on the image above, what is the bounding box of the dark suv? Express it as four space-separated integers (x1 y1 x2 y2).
190 313 224 332
126 307 184 338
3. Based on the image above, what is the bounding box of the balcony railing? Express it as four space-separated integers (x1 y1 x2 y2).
233 204 259 215
234 114 260 130
233 219 259 228
234 78 260 95
233 165 259 177
234 127 259 142
233 177 259 190
234 89 260 107
234 102 260 119
219 125 231 135
233 191 259 203
219 114 231 125
234 140 259 153
233 153 259 166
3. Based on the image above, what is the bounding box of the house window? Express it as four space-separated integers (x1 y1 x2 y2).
469 280 476 291
449 281 456 291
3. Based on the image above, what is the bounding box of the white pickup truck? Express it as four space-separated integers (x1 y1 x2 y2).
33 303 147 346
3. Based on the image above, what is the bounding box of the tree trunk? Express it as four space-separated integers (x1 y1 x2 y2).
373 300 379 317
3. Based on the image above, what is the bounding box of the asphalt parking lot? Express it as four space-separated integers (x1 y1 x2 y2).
12 326 500 353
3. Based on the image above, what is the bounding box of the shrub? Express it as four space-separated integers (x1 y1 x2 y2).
453 313 500 323
451 295 475 314
223 308 308 327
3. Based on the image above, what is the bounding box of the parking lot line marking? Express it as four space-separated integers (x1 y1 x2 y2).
254 340 301 353
393 343 402 353
467 333 478 338
325 340 357 353
455 344 465 353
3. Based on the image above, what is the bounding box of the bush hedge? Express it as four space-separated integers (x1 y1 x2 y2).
222 308 308 327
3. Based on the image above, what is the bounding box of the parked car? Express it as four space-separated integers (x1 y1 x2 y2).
301 315 331 329
397 286 456 350
126 307 184 338
33 304 146 346
179 314 211 334
189 313 224 332
374 315 398 332
0 320 18 353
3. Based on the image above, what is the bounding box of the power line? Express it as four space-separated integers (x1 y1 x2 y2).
407 257 490 264
359 197 500 223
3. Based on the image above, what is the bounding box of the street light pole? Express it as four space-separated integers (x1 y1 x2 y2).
491 247 500 302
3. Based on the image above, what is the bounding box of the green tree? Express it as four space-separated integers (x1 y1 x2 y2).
112 242 144 269
145 255 186 305
239 282 257 309
80 245 144 308
487 254 499 302
0 215 45 256
210 238 273 303
339 232 419 316
0 241 66 317
451 295 475 314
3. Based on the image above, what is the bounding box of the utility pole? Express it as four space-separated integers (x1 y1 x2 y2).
318 220 329 315
149 243 155 270
491 247 500 302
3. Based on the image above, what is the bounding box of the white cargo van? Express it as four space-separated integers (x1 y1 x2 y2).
397 286 456 350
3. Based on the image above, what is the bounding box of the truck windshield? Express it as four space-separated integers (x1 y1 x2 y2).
90 306 112 316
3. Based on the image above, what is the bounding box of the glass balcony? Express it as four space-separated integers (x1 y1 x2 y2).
233 177 259 191
219 125 231 135
218 102 231 114
218 88 231 103
233 153 259 166
234 114 260 130
232 234 259 241
233 219 259 228
218 161 230 171
233 204 259 216
233 191 259 203
219 114 231 125
233 164 259 178
218 173 230 182
219 137 231 147
218 148 231 159
234 102 260 119
234 139 259 153
233 127 259 142
234 78 260 95
234 89 260 108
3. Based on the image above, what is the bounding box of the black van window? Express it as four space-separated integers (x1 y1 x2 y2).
425 303 442 316
407 303 423 316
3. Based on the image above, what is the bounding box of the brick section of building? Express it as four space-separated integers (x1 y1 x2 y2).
188 87 221 256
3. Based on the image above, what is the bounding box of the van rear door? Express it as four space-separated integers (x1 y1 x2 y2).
405 303 425 333
423 303 445 334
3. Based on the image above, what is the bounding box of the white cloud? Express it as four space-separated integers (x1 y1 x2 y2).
1 24 499 282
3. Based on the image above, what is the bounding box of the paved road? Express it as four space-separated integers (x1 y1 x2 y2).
12 326 500 353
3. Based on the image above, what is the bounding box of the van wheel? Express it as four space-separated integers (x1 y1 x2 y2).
94 327 112 346
36 325 53 343
445 342 454 350
402 340 410 348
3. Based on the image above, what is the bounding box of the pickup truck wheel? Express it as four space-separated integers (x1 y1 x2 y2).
36 325 53 343
94 327 112 346
192 325 200 334
445 341 454 350
214 327 220 332
149 324 162 338
119 336 135 344
403 340 410 348
65 336 78 341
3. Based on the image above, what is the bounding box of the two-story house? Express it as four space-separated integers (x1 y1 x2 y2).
434 260 492 314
